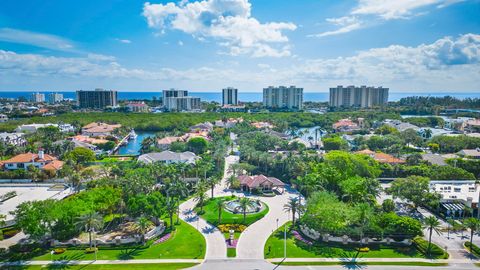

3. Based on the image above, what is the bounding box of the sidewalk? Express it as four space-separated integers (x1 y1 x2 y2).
267 257 479 263
1 259 203 267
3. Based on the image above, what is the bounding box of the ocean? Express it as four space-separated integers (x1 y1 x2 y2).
0 91 479 102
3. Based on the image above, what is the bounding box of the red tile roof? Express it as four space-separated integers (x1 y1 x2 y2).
238 174 285 189
2 152 57 163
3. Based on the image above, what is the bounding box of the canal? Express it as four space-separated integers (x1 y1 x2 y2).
117 131 157 155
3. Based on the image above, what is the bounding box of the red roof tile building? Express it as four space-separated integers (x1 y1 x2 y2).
238 174 285 193
0 150 63 171
356 149 405 164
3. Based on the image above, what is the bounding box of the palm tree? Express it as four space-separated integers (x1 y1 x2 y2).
194 184 207 214
216 199 225 224
135 216 152 244
227 176 239 189
423 216 442 256
464 217 480 247
165 198 177 230
284 197 301 226
75 212 103 248
446 218 455 239
239 197 253 223
167 178 188 224
207 176 220 198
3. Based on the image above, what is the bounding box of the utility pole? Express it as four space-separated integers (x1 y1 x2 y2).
284 223 287 259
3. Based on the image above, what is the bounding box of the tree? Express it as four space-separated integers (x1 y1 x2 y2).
423 216 441 256
284 197 301 226
226 175 240 189
464 217 480 247
207 176 220 198
375 125 398 135
354 203 373 243
382 199 395 213
67 147 96 166
75 212 103 248
406 153 423 166
322 136 348 151
216 199 225 224
239 197 253 223
301 191 349 234
340 176 380 204
135 216 152 244
165 198 177 230
389 176 439 209
187 137 209 154
194 183 207 214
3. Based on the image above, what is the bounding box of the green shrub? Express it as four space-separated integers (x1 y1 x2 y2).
465 241 480 257
85 247 98 253
413 236 448 258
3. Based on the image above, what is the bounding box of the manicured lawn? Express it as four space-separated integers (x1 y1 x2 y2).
264 222 425 259
274 262 448 266
3 263 198 270
28 218 205 261
227 248 236 258
196 196 268 226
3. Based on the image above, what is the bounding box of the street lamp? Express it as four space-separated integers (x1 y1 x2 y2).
284 222 287 259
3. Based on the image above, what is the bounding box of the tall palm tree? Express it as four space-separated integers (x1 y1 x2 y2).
207 176 220 198
135 216 152 244
464 217 480 247
227 176 239 189
423 216 442 256
165 198 177 230
194 184 207 214
167 178 188 224
216 199 225 225
239 197 253 223
75 212 103 248
283 197 301 226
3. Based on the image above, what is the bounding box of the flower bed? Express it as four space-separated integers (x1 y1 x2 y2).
218 224 247 233
154 232 172 245
226 238 238 248
292 230 313 245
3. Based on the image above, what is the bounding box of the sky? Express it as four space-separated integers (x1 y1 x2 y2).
0 0 479 93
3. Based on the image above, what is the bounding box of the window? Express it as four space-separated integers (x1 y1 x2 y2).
454 188 461 192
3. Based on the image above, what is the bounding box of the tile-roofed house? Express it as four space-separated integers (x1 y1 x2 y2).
457 149 480 159
189 122 214 132
81 122 122 137
156 136 185 149
138 150 199 165
422 153 448 166
251 122 274 129
384 119 419 132
237 174 285 193
356 149 405 164
332 119 361 133
1 150 63 171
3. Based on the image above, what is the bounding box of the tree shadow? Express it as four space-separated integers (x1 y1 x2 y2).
55 252 85 262
117 248 142 260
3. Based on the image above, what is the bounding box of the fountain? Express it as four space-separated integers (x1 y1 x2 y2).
224 199 263 214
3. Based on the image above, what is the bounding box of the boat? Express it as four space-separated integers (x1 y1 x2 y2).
129 129 137 140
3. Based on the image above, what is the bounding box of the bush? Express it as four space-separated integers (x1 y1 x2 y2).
465 241 480 257
85 247 98 253
358 247 370 252
1 228 20 239
413 236 448 258
54 248 66 254
218 224 247 233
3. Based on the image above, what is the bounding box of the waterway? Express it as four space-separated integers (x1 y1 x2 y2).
117 131 156 155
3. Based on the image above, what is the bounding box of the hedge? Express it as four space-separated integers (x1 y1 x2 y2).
413 236 448 259
465 241 480 257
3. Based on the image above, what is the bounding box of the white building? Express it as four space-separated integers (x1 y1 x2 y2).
0 114 8 122
48 93 64 104
222 87 238 106
30 92 45 103
329 85 389 108
162 89 201 111
126 102 150 112
138 151 199 165
0 132 26 146
430 180 480 217
15 123 75 133
263 86 303 110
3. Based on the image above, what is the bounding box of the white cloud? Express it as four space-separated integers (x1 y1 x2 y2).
0 34 479 92
116 38 132 44
142 0 296 57
178 40 184 46
0 28 75 51
312 0 465 38
309 16 362 38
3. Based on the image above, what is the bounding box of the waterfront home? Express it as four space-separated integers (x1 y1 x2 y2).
332 118 361 133
15 123 75 133
137 150 199 165
0 150 63 171
251 121 274 129
81 122 121 137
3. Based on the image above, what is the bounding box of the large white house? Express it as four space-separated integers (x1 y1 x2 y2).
138 151 199 165
15 123 75 133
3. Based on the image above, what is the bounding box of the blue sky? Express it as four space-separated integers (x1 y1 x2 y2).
0 0 479 92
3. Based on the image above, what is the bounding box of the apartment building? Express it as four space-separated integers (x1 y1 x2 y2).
263 86 303 110
222 87 238 106
329 85 389 107
76 88 118 109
